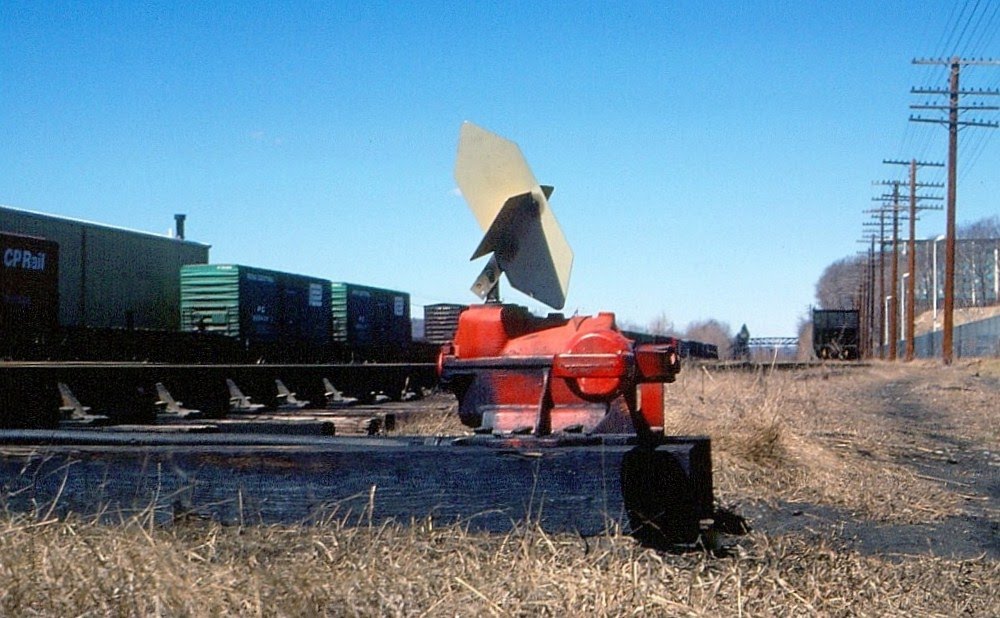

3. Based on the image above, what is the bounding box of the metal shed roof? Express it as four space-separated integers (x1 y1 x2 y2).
0 204 211 249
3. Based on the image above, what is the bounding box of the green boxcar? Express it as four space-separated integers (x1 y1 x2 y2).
181 264 331 351
330 282 411 360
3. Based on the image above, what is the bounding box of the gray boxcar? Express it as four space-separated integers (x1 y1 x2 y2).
423 303 466 344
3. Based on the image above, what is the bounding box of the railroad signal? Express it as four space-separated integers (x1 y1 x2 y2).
442 123 714 546
454 122 573 310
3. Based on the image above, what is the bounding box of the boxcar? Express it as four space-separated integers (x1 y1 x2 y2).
812 309 860 360
423 303 466 344
1 232 59 334
330 282 411 360
180 264 332 359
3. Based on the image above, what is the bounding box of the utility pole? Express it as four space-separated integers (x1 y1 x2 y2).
855 242 868 358
910 57 999 364
856 235 878 358
862 208 889 358
870 181 903 360
869 235 876 358
890 182 900 361
878 212 885 358
881 159 944 361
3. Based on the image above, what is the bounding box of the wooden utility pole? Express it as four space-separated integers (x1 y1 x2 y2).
911 57 999 364
868 237 876 358
905 163 918 360
881 159 944 361
890 182 899 361
869 236 877 357
879 212 886 358
862 208 890 358
855 235 878 358
870 182 902 360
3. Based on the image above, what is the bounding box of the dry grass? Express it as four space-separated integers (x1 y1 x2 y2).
1 362 998 616
664 360 997 523
392 396 467 436
0 511 995 616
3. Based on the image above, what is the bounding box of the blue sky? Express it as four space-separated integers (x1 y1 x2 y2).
3 1 998 336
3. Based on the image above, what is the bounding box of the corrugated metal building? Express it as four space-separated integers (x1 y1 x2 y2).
1 205 210 330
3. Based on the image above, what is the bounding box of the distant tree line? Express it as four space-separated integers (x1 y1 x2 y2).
625 215 997 363
815 215 1000 312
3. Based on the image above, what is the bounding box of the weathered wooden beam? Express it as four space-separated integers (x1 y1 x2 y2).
0 432 711 545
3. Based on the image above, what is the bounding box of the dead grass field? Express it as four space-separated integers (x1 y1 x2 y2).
666 360 998 524
1 361 997 616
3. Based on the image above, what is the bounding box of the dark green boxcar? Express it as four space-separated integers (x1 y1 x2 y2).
330 282 411 360
181 265 331 354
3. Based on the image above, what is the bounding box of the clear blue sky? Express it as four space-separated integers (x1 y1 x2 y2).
3 1 998 336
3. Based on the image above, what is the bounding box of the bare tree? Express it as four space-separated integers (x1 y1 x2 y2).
616 318 644 333
812 216 999 331
957 215 1000 239
957 216 1000 307
815 255 865 310
796 313 814 361
646 312 678 337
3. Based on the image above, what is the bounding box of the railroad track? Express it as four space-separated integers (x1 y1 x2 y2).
0 361 438 428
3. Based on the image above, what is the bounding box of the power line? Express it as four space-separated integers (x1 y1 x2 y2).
883 159 946 361
961 1 1000 57
901 1 999 166
909 57 1000 364
953 0 983 57
932 1 964 60
935 1 973 73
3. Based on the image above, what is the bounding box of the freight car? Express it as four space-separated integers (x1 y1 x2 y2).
180 264 333 362
1 232 59 333
2 206 209 331
178 268 422 363
330 282 412 361
622 330 720 360
423 303 466 345
812 309 860 360
1 232 60 359
3 209 435 366
678 340 720 360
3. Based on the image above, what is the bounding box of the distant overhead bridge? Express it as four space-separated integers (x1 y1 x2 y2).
747 337 799 347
